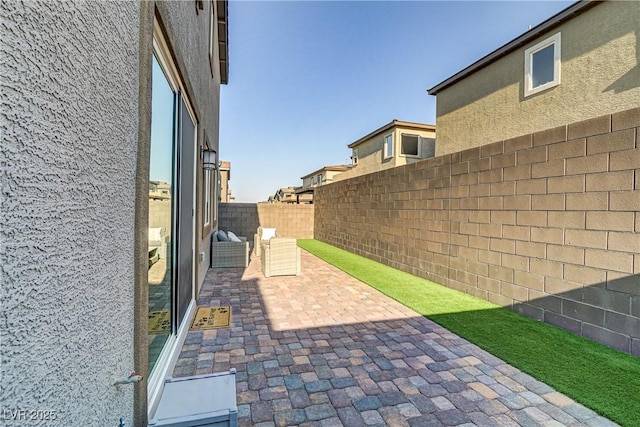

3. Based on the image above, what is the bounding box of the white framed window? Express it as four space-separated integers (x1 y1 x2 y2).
524 32 561 97
316 174 323 186
352 148 359 165
383 134 393 159
400 134 420 158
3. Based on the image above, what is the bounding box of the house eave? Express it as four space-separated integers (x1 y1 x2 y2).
427 0 599 95
217 0 229 84
348 120 436 149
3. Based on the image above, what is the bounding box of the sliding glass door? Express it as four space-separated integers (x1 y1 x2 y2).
148 54 175 375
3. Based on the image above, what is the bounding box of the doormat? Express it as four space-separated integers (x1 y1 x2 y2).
190 306 231 331
149 310 171 334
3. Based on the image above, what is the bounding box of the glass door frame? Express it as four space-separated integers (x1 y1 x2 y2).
147 18 199 416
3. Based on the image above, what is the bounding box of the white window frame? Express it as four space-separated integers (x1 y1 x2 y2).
383 134 393 160
400 133 421 158
352 148 359 165
316 173 323 186
524 32 561 97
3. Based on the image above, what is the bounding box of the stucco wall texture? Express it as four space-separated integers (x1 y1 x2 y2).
315 108 640 355
1 1 140 425
434 0 640 156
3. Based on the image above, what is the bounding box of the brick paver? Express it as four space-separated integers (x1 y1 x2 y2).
173 250 616 426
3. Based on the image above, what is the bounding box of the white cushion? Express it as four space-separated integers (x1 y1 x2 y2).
227 231 242 243
261 227 276 240
149 227 164 242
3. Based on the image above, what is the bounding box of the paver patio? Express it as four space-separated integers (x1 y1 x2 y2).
173 250 617 427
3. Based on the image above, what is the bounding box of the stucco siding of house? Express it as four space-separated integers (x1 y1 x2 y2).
1 1 140 425
434 1 640 155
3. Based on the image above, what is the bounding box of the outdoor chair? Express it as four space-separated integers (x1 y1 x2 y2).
261 237 301 277
253 226 277 257
211 231 250 268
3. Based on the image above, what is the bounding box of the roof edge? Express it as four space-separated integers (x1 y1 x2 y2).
427 0 599 95
348 120 436 149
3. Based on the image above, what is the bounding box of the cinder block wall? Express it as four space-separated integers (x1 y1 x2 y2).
315 108 639 355
219 203 314 248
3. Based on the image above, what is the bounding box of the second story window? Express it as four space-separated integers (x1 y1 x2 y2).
401 134 420 157
524 32 561 97
384 134 393 159
316 174 323 186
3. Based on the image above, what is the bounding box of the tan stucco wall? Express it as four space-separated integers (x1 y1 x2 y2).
336 127 436 182
434 1 640 155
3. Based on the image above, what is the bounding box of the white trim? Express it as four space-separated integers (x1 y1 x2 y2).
524 32 561 97
400 133 421 158
204 169 211 226
149 18 200 417
383 133 394 160
147 300 197 418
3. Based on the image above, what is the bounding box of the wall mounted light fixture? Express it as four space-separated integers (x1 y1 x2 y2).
201 147 217 171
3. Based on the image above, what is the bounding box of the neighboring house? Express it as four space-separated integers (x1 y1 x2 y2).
428 0 640 155
270 187 312 204
219 160 235 202
2 1 229 425
334 120 436 182
296 165 352 202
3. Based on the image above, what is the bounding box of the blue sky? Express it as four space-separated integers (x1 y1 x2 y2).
220 0 573 202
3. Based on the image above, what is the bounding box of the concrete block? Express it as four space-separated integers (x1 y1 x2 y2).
513 303 544 320
532 159 565 178
606 271 640 296
548 211 585 229
586 128 635 154
563 264 606 287
531 194 565 211
610 148 640 171
516 178 546 195
489 265 514 282
514 270 544 291
582 286 631 315
567 114 611 139
502 282 528 301
545 277 583 295
481 141 504 157
529 290 563 312
611 107 640 131
547 244 584 264
548 138 586 159
586 212 634 231
565 192 608 211
491 152 516 169
490 182 516 196
479 169 503 184
503 195 531 210
544 311 582 334
516 211 547 227
547 175 585 193
490 238 515 254
533 125 567 147
530 259 563 279
565 229 607 249
585 249 633 273
501 254 529 272
515 241 546 259
531 227 564 244
565 153 608 175
582 323 630 353
586 171 634 192
562 300 605 326
502 225 530 241
517 146 547 165
608 231 640 253
504 164 531 181
610 190 640 211
504 134 532 153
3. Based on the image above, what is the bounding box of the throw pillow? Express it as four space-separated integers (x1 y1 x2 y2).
261 227 276 240
216 230 229 242
227 231 242 243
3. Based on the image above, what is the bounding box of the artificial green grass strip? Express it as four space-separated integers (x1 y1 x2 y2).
298 239 640 427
